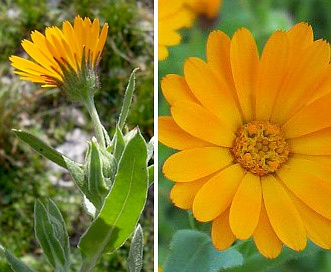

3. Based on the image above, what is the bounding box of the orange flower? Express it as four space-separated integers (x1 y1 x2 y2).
159 23 331 258
158 0 194 60
10 16 108 101
185 0 222 19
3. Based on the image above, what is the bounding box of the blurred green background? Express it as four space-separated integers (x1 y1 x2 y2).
159 0 331 271
0 0 153 271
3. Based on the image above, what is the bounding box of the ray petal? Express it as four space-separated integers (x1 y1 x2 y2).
193 164 245 222
158 116 211 150
211 209 236 250
230 28 259 121
163 147 233 182
229 173 261 239
171 101 236 147
262 175 306 251
184 57 242 131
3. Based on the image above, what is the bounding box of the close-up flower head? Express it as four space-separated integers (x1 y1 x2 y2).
159 22 331 258
158 0 194 60
9 15 108 101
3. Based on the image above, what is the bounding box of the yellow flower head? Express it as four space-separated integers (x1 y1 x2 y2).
185 0 222 19
9 15 108 101
158 0 194 60
159 22 331 258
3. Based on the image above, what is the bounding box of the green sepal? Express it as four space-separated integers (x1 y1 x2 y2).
34 199 70 272
55 50 98 103
128 224 144 272
117 68 139 130
0 245 37 272
78 128 148 272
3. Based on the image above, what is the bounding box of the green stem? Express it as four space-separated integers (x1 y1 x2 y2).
84 96 106 149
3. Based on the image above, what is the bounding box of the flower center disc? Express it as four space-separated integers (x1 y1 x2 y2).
232 121 290 176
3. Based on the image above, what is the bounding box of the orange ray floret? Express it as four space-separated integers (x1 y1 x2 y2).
9 15 108 88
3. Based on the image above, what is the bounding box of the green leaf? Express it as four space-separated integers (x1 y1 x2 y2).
34 200 70 272
0 245 37 272
128 224 144 272
13 129 68 169
113 125 126 162
47 199 70 265
78 128 148 272
226 240 321 272
84 138 109 211
148 165 154 185
118 68 139 130
164 230 243 272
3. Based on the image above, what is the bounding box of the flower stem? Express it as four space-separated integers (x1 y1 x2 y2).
84 95 106 149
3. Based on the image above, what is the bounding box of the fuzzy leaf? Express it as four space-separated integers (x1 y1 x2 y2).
78 128 148 272
0 246 37 272
128 224 144 272
14 129 68 169
34 200 69 271
47 199 70 264
118 68 139 130
113 125 126 162
84 138 108 211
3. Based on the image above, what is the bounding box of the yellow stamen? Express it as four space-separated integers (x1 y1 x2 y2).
232 121 290 176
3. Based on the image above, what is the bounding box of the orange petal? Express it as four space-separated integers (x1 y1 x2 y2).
289 127 331 155
206 30 236 96
230 28 259 121
171 101 236 147
308 66 331 101
255 31 289 120
277 159 331 219
94 23 108 64
287 23 313 59
211 209 236 250
170 177 210 210
271 39 330 125
158 0 183 19
158 45 168 61
162 147 233 182
262 175 306 251
290 193 331 249
158 116 211 150
193 164 245 222
294 154 331 167
253 201 283 258
158 27 181 46
283 91 331 138
161 74 198 106
184 58 242 132
229 173 261 239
